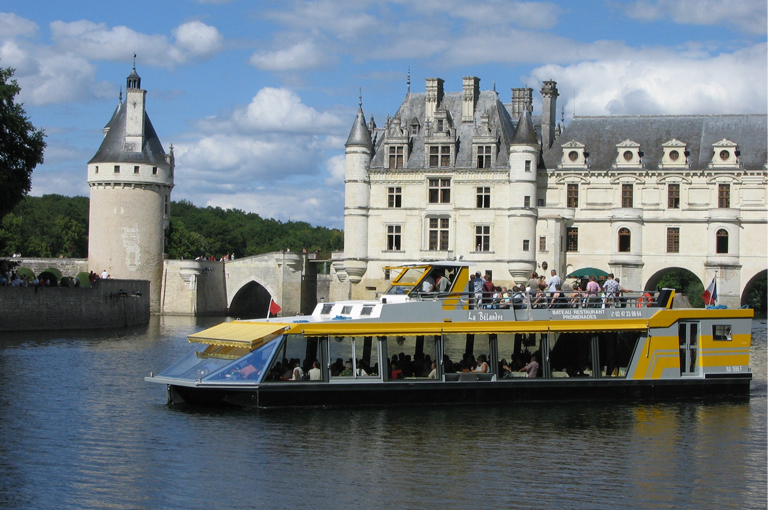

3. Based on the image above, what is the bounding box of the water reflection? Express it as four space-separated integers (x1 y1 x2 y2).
0 316 764 510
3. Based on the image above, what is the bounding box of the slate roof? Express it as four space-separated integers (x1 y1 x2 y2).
369 90 522 170
88 102 168 166
542 114 768 171
345 106 373 148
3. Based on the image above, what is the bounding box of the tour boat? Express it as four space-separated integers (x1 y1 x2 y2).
146 262 753 408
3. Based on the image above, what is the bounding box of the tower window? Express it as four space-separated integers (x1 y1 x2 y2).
475 225 490 252
668 184 680 209
718 184 730 208
567 184 578 208
388 187 402 208
95 166 99 174
428 217 449 251
618 228 631 252
134 165 140 174
153 167 158 175
477 146 492 168
524 196 531 208
476 187 490 208
387 225 402 251
388 146 404 169
522 240 530 251
716 229 729 254
428 178 451 204
114 165 120 173
566 227 578 252
622 184 633 208
525 160 531 172
667 227 679 253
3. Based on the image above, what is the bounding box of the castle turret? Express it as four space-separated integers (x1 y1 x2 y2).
87 64 174 313
342 100 373 285
507 110 540 283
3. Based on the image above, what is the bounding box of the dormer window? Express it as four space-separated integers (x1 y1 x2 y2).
709 139 739 168
614 140 641 168
410 117 420 136
387 145 407 169
558 140 587 168
437 119 444 132
661 139 688 168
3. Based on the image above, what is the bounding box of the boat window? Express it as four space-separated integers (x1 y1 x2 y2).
385 335 439 380
329 336 380 379
321 304 333 315
596 331 641 378
205 339 282 383
360 306 373 316
548 332 595 378
394 266 427 285
341 306 353 315
496 333 544 379
442 334 494 379
713 325 732 341
264 334 323 382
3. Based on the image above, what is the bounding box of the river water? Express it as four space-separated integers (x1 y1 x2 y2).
0 316 765 510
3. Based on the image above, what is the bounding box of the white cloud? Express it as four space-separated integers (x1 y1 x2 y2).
623 0 767 35
250 41 332 71
526 43 768 116
50 19 224 67
0 12 39 38
324 154 345 186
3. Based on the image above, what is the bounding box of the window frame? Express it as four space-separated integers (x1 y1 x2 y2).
474 225 490 252
428 217 450 251
718 184 731 208
621 184 634 208
387 225 402 251
476 187 490 208
716 228 729 254
668 183 680 209
428 178 451 204
618 227 631 252
388 187 402 208
388 145 404 169
566 227 578 252
667 227 680 253
567 184 579 208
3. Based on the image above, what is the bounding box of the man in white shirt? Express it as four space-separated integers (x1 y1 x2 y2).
547 269 561 293
101 269 110 279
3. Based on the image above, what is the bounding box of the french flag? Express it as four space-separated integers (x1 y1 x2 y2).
269 299 282 316
702 277 717 306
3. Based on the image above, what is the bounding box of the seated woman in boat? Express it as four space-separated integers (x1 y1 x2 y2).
428 361 437 379
474 354 490 373
532 283 548 308
569 284 585 308
340 361 353 377
390 362 403 380
549 284 569 309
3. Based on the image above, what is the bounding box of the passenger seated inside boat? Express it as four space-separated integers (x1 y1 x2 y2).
474 354 490 373
340 361 353 376
309 360 322 380
519 356 539 378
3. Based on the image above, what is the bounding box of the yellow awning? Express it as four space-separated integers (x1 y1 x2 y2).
188 321 291 349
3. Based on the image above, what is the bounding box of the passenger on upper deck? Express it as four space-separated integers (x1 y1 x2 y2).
519 356 539 378
470 272 484 309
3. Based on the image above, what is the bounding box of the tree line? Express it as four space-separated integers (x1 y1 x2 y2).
0 195 344 260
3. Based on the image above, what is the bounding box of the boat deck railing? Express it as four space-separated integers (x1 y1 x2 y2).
408 290 661 310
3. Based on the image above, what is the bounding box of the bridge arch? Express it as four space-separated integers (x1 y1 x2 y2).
229 279 275 319
644 267 704 306
741 269 767 311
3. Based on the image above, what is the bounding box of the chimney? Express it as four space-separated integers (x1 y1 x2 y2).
425 77 444 123
540 80 559 151
510 88 533 119
462 76 480 122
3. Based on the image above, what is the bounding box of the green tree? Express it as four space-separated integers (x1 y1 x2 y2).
657 269 705 308
0 67 46 220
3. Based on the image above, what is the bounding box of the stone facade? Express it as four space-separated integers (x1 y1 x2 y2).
331 76 768 308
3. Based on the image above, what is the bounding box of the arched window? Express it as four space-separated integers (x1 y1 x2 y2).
618 228 631 252
716 229 729 254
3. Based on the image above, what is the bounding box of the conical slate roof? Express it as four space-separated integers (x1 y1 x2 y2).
88 102 168 166
510 110 538 146
345 107 372 148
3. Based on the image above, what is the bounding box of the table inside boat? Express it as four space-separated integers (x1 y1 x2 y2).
443 373 497 382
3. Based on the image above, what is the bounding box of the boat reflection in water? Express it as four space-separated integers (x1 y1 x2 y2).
146 262 753 408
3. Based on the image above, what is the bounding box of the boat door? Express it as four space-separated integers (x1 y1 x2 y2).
678 322 699 376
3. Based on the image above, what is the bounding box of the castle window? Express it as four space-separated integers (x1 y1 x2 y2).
667 227 679 253
566 227 578 252
621 184 633 208
477 146 492 168
718 184 730 208
429 146 452 168
134 165 140 174
437 119 444 132
388 187 402 208
476 187 490 208
668 184 680 208
428 218 449 251
522 240 530 251
153 167 158 175
95 166 99 174
388 146 404 169
618 228 631 252
524 196 531 208
538 198 545 207
475 225 490 252
387 225 402 251
114 165 120 173
539 236 547 252
525 160 531 172
428 178 451 204
567 184 578 208
716 229 729 254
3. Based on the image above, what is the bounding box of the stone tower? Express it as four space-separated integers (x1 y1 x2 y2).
507 109 540 283
341 98 373 287
540 80 559 150
87 64 174 313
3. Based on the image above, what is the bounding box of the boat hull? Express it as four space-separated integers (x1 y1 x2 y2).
168 375 752 408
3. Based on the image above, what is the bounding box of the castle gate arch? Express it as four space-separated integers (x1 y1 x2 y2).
644 267 704 305
741 270 767 311
229 280 274 319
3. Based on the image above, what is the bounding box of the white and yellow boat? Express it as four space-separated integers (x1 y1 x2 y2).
146 262 753 408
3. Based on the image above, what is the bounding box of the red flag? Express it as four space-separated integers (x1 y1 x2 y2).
269 299 282 315
702 277 717 306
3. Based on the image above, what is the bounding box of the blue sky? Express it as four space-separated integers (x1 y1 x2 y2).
3 0 766 229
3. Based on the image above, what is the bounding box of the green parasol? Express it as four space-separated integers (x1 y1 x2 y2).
566 267 609 280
